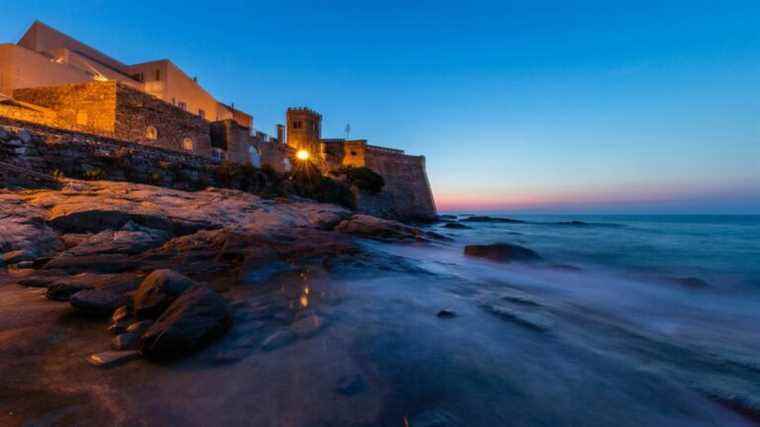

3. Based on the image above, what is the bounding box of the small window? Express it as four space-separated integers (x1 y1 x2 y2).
212 148 225 161
198 109 205 119
178 102 187 111
155 69 161 81
145 126 158 140
182 137 194 151
350 151 357 156
293 121 302 129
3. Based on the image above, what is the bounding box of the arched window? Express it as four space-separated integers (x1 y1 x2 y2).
145 126 158 141
249 146 261 167
182 137 194 151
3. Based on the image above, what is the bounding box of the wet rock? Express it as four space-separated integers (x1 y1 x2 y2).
70 289 130 316
443 222 470 229
60 221 170 258
261 329 297 351
464 243 542 263
108 320 131 335
46 273 140 301
2 249 38 265
126 320 154 335
13 261 34 269
47 282 93 301
43 253 139 273
86 350 140 368
133 269 196 320
140 285 232 360
335 374 367 396
437 309 457 318
461 216 525 224
112 333 140 351
111 305 131 324
335 214 445 241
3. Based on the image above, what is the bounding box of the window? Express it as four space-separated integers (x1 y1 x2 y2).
178 102 187 111
350 151 357 156
212 148 225 161
182 137 194 151
249 146 261 167
293 121 302 129
198 109 205 119
145 126 158 141
155 69 161 81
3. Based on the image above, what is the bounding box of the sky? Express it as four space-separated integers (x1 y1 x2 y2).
1 1 759 214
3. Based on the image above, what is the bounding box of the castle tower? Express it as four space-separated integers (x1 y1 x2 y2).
286 107 322 157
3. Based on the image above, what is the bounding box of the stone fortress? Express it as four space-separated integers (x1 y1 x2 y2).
0 21 436 220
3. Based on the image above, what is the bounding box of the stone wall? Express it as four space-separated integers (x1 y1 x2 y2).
114 84 212 158
361 147 437 221
0 118 267 193
13 81 117 136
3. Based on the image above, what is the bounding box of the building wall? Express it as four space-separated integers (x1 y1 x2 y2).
286 107 322 155
210 119 252 164
362 147 437 221
0 44 92 95
114 83 212 158
13 81 117 136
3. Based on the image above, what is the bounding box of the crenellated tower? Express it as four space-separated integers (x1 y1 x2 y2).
286 107 322 157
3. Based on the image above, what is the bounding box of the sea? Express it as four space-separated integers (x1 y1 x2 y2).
123 214 760 426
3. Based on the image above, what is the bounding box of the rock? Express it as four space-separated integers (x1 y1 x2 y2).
335 374 367 396
70 289 130 316
126 320 154 335
464 243 542 263
47 282 93 301
133 269 196 320
108 320 131 335
2 249 39 265
461 216 525 224
335 214 445 241
112 333 140 351
13 261 34 269
111 305 131 324
437 309 456 318
18 129 32 143
0 197 63 256
140 285 232 360
46 273 140 302
261 329 297 351
86 351 140 368
443 222 470 229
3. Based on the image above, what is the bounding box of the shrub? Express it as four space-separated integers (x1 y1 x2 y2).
289 162 355 209
340 166 384 194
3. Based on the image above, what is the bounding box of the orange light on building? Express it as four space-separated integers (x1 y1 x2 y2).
296 150 310 161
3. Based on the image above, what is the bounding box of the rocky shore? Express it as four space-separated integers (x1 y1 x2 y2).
0 178 441 365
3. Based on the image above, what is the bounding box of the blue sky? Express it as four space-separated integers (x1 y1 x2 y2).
2 1 759 213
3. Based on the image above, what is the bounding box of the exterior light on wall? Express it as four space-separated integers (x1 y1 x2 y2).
296 150 310 161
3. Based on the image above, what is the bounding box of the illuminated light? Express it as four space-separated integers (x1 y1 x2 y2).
296 150 310 161
299 294 309 308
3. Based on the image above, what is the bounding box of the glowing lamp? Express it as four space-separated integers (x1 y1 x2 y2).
296 150 310 161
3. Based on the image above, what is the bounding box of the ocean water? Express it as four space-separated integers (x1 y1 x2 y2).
169 213 760 426
37 215 759 425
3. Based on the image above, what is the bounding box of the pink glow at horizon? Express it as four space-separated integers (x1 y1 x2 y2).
435 181 760 213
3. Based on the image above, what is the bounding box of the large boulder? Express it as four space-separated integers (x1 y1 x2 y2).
70 289 131 316
140 285 232 360
464 243 542 263
132 269 196 320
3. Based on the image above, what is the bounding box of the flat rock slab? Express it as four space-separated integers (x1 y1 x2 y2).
86 350 140 368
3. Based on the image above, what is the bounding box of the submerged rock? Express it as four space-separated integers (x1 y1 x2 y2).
133 269 196 320
140 285 232 360
464 243 542 263
437 309 457 318
443 222 470 229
